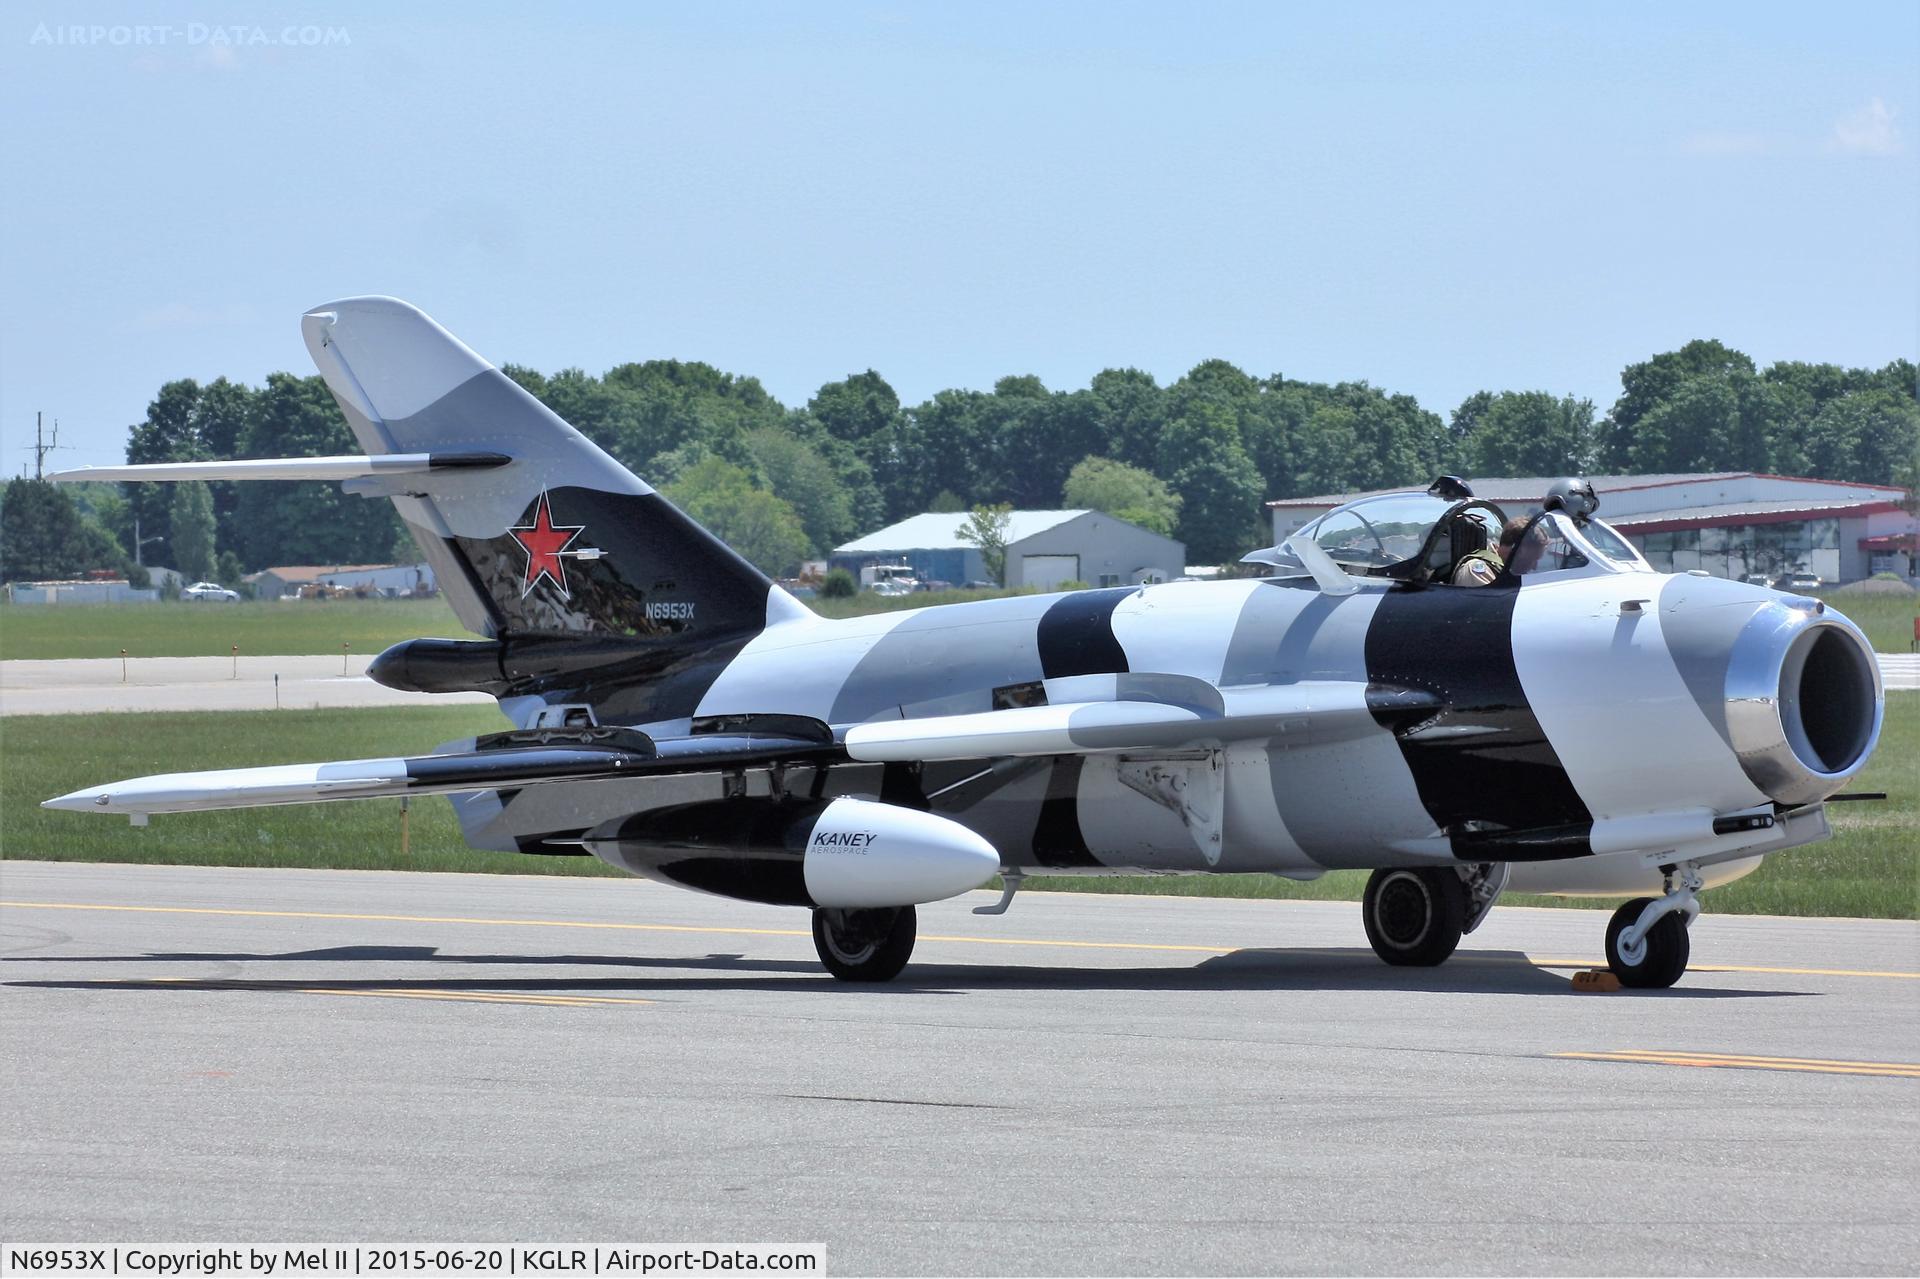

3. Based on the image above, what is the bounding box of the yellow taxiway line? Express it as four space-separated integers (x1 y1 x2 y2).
1556 1050 1920 1079
5 899 1917 982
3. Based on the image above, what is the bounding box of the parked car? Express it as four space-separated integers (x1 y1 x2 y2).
181 581 240 603
1773 571 1823 593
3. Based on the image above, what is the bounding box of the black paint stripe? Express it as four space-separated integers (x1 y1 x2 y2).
451 487 774 644
402 746 642 788
433 486 783 722
1036 587 1133 680
600 800 815 907
431 534 507 635
1029 756 1102 867
1362 584 1593 856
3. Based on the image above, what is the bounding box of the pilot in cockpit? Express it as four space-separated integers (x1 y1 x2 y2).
1506 477 1601 576
1451 517 1527 586
1504 517 1555 576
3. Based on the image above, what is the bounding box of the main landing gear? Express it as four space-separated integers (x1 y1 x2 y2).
1362 867 1467 966
1361 860 1703 988
1361 863 1504 969
812 905 917 982
1603 863 1701 989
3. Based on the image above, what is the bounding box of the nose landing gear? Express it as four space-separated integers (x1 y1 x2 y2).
1603 862 1702 989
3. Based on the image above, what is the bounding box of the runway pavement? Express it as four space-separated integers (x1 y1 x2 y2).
1880 652 1920 691
2 861 1916 1275
0 655 497 716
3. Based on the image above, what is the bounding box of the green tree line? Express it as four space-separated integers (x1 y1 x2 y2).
4 343 1915 584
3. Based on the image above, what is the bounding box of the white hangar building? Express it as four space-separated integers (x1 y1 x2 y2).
833 510 1187 591
1268 472 1915 586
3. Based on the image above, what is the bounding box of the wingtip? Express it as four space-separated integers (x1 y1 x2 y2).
302 295 432 328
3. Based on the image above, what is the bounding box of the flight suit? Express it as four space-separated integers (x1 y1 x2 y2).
1450 547 1505 587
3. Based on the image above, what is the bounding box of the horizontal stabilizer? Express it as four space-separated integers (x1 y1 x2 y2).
47 452 511 484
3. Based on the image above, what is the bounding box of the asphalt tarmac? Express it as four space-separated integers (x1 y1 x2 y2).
2 861 1915 1275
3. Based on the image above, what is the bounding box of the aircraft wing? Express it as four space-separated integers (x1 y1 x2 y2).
44 679 1428 819
42 728 835 821
845 679 1423 762
42 745 648 818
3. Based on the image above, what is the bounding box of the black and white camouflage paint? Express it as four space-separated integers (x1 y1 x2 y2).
47 297 1887 911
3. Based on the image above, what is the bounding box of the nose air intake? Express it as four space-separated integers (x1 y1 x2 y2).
1726 602 1882 807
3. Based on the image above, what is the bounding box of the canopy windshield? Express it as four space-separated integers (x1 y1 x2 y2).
1299 493 1455 571
1246 487 1650 585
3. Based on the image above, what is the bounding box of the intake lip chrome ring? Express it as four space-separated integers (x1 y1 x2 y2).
1725 602 1883 808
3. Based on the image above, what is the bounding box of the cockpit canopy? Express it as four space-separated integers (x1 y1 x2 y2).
1244 481 1649 585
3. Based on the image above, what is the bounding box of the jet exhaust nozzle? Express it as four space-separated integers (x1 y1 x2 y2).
1726 601 1883 807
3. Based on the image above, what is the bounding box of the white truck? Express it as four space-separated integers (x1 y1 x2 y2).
860 562 920 596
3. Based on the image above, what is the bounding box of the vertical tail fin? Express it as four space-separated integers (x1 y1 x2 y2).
302 297 809 647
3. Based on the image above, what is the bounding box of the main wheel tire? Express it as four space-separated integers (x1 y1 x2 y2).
812 905 916 982
1363 868 1467 967
1605 897 1690 989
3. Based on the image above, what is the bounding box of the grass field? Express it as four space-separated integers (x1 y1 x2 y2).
0 703 608 876
5 696 1913 918
0 597 466 661
1815 588 1918 653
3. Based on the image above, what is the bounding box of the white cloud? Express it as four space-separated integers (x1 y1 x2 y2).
1832 97 1903 155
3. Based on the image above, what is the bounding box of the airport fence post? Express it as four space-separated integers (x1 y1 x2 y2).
274 673 280 710
231 643 238 679
120 648 127 683
342 642 350 675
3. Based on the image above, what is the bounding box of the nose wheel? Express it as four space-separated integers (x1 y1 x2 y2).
1602 861 1702 988
1363 868 1467 966
812 905 917 982
1604 899 1690 988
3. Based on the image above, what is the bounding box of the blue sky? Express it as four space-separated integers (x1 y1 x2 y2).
3 1 1915 471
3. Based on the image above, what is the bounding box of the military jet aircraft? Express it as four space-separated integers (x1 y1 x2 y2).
47 297 1886 988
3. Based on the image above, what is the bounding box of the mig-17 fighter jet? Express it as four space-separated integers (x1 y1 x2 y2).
48 298 1886 988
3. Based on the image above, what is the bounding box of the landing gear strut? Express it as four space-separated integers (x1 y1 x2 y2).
812 905 917 982
1604 862 1701 989
1362 867 1467 966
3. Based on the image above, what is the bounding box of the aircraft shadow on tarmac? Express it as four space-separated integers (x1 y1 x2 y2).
1 943 1807 999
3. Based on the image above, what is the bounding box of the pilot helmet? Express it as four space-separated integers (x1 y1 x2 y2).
1541 476 1598 522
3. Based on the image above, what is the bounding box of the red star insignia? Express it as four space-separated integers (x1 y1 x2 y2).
508 491 585 597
